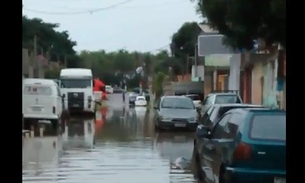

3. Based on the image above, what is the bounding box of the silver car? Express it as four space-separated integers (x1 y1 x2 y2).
154 96 198 131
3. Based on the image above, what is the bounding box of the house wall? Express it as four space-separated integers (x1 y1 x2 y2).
262 60 278 108
251 61 264 105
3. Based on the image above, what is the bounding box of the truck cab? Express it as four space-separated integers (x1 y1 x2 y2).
59 68 95 114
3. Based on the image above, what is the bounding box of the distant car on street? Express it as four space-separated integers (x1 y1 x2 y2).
185 94 202 109
154 96 198 131
105 85 113 94
192 107 286 183
201 92 243 114
135 96 147 106
129 92 139 106
113 87 124 93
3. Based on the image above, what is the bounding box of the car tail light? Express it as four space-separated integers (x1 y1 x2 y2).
233 142 252 160
53 106 56 114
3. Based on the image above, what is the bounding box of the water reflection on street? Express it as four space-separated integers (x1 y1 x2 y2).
23 95 196 183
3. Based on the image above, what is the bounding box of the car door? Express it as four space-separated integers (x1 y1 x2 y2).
210 113 239 182
200 113 232 183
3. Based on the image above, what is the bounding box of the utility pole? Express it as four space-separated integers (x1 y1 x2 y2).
186 54 189 75
194 44 198 77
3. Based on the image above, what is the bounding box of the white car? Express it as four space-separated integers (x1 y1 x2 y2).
135 96 147 106
185 94 202 109
106 85 113 94
23 78 63 129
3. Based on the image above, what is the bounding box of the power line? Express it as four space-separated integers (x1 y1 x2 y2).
23 0 184 15
149 44 170 53
23 0 133 15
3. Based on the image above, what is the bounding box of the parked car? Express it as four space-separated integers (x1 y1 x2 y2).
199 104 264 128
113 87 124 93
105 85 113 94
133 87 150 102
23 78 63 130
135 96 147 106
185 94 202 109
154 96 198 131
192 108 286 183
201 92 243 114
129 92 138 106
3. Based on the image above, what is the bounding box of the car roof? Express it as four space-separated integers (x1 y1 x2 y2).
209 93 240 96
211 104 263 108
228 108 285 114
23 78 57 86
161 95 188 99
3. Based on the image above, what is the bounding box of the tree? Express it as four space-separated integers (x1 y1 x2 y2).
170 22 201 73
192 0 286 50
171 22 202 58
22 16 79 66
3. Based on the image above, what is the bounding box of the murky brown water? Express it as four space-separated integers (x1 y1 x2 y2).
23 94 196 183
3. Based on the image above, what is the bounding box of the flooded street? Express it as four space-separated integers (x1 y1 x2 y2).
23 94 196 183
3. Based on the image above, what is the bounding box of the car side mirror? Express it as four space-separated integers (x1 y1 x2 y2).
154 106 159 109
62 94 65 99
196 124 211 139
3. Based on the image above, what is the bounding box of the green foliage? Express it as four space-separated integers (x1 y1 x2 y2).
22 16 80 67
192 0 286 50
153 72 167 98
44 69 60 79
171 22 201 58
78 49 183 85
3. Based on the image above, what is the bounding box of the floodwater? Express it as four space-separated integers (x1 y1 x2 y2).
23 94 197 183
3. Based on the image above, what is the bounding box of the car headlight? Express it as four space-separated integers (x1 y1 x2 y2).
160 116 172 121
188 117 197 122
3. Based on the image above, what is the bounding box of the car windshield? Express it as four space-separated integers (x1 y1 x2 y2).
250 113 286 141
60 79 92 88
215 95 241 104
161 98 195 109
24 86 52 96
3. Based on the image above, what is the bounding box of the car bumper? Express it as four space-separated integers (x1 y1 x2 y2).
225 167 286 183
157 121 198 130
23 114 59 120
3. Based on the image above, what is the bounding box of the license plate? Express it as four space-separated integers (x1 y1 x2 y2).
175 123 186 127
274 177 286 183
32 107 42 111
73 104 79 107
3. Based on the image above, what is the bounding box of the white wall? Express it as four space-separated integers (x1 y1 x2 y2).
228 54 241 91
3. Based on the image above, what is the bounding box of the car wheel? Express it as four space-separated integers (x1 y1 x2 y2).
218 166 227 183
51 119 59 133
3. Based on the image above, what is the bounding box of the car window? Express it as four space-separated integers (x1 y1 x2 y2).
250 114 286 141
24 86 52 96
161 98 195 109
201 107 214 125
224 113 244 138
215 95 241 104
203 96 213 105
212 114 232 139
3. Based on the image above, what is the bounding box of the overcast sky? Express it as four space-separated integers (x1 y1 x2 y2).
23 0 202 53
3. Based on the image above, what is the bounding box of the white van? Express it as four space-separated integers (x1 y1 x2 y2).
22 78 63 128
59 68 95 114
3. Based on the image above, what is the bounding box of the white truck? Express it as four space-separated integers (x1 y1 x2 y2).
59 68 95 114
